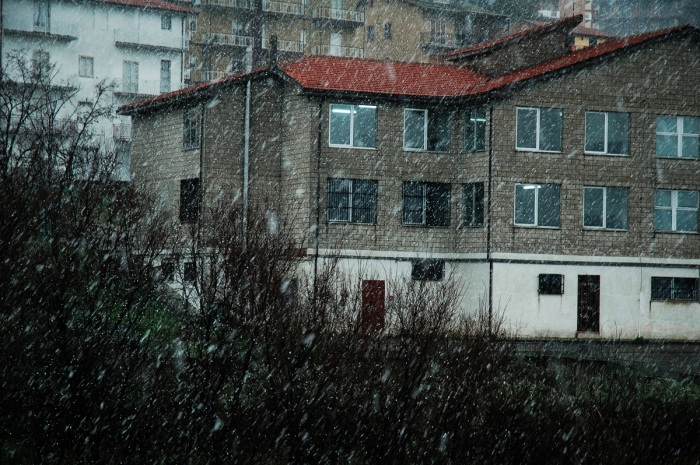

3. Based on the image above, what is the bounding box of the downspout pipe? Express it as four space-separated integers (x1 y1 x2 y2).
242 58 252 249
313 100 323 306
487 104 494 336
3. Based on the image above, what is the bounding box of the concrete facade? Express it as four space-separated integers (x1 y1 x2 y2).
123 21 700 340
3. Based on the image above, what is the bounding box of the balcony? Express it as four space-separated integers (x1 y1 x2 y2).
311 7 364 26
197 32 253 48
201 0 253 10
114 28 185 52
263 0 305 16
311 44 364 58
113 78 160 97
113 124 132 142
3 14 78 40
263 38 304 53
419 32 463 50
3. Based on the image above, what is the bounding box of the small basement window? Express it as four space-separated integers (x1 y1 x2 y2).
539 274 564 294
411 259 445 281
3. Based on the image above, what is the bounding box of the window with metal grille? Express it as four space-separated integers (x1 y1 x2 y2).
651 277 699 301
180 178 200 223
183 107 200 149
327 178 377 223
462 182 484 227
539 274 564 295
411 259 444 281
403 182 450 227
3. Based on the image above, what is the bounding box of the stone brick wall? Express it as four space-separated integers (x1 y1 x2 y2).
489 36 700 259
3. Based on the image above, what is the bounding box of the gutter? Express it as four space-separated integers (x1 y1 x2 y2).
313 99 323 306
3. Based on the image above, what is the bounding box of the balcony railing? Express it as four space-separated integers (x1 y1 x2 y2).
263 0 305 15
419 32 462 49
311 44 364 58
201 70 231 81
114 28 185 50
200 32 253 47
263 38 304 53
311 7 364 23
113 124 132 142
3 14 79 39
201 0 253 8
114 78 160 96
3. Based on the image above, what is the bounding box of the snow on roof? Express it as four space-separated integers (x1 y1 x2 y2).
444 15 583 60
97 0 193 14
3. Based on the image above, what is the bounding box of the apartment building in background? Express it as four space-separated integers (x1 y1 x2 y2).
119 16 700 340
537 0 598 28
1 0 190 179
175 0 508 84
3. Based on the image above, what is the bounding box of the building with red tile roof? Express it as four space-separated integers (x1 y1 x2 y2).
122 22 700 340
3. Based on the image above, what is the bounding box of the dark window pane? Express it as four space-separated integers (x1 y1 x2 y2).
584 187 604 227
403 182 424 225
516 108 537 149
428 111 450 152
672 278 699 301
651 277 672 300
606 187 628 229
330 105 351 145
657 134 678 157
183 262 196 283
515 184 536 225
539 274 564 294
180 178 200 223
426 183 450 226
657 115 677 134
538 184 560 227
607 112 629 154
161 260 176 282
352 179 377 223
412 259 444 281
328 178 351 222
353 105 377 148
585 112 605 152
540 108 562 151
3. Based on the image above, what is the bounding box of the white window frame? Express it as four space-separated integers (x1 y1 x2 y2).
515 107 562 153
583 186 628 230
584 111 630 155
656 115 700 159
655 189 699 233
514 183 561 228
404 108 427 151
78 56 94 78
328 104 377 149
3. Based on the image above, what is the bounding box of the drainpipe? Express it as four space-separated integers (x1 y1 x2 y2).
313 100 323 306
242 48 252 249
487 104 494 336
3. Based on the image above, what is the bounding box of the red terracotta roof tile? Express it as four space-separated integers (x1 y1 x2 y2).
98 0 193 13
444 14 582 59
279 56 489 97
468 25 692 95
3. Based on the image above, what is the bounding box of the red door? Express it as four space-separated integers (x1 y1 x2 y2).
361 280 385 333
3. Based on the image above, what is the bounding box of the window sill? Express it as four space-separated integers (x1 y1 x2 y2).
328 144 377 150
515 148 562 154
460 224 484 229
583 151 629 157
513 225 561 229
656 155 700 161
582 227 628 232
183 146 199 151
328 221 376 225
402 224 451 228
654 230 699 235
651 299 699 303
402 148 450 153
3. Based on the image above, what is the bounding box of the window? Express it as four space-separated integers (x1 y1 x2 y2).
539 274 564 294
412 259 444 281
403 182 450 226
161 260 176 282
656 115 699 159
585 111 630 155
189 16 197 32
180 178 200 223
465 107 486 152
589 37 598 46
329 104 377 148
160 60 171 94
462 182 484 227
78 56 94 78
651 277 699 301
384 22 392 39
32 50 50 76
403 108 450 152
514 183 561 227
367 25 375 42
34 0 49 32
161 15 172 30
583 186 628 230
183 107 200 149
430 19 447 43
327 178 378 224
183 262 196 283
655 190 698 232
516 107 562 152
123 61 139 93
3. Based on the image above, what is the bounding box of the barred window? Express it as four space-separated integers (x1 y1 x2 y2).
403 182 450 226
412 259 444 281
651 277 699 301
539 274 564 295
327 178 378 224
